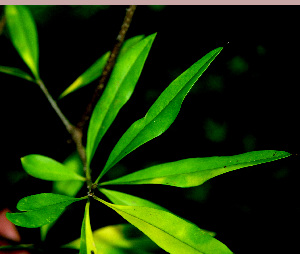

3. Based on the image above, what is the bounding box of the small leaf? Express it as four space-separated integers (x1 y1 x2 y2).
6 193 85 228
58 51 110 99
95 47 222 183
0 66 35 82
100 150 291 188
21 154 86 181
79 201 97 254
99 188 168 212
5 5 39 79
86 33 156 168
94 197 232 254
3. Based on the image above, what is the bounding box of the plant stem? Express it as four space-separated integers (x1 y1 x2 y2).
77 5 137 131
36 79 92 188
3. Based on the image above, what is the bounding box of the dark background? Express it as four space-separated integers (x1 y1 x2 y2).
1 5 299 253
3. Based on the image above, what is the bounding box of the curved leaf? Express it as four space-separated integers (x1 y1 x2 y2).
95 47 222 183
94 197 232 254
80 201 97 254
100 150 291 188
0 65 35 82
5 5 39 79
21 154 86 181
6 193 85 228
86 33 156 167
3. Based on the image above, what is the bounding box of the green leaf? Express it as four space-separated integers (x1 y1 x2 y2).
53 153 85 197
58 51 110 99
99 188 168 212
86 33 156 168
80 201 97 254
100 150 291 188
5 5 39 79
64 224 160 254
0 66 35 82
95 47 222 183
6 193 85 228
94 197 232 254
21 154 86 181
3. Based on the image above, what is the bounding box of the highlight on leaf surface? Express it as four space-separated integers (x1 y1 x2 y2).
64 223 160 253
100 150 291 188
21 154 86 181
95 47 223 183
86 33 156 168
6 193 86 228
5 5 39 79
79 201 97 254
94 197 232 254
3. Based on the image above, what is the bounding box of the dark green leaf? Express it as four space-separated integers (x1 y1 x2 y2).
21 154 86 181
94 197 232 254
79 201 97 254
6 193 85 228
5 5 39 79
100 150 291 188
86 33 156 167
95 47 222 183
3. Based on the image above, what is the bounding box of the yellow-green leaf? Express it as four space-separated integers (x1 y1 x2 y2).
5 5 39 79
80 201 97 254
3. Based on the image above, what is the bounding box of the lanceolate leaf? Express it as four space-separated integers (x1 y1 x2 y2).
6 193 85 228
79 201 97 254
94 197 232 254
58 51 110 99
21 154 86 181
95 47 222 183
5 5 39 79
100 150 291 188
86 33 156 168
0 66 35 82
99 188 168 212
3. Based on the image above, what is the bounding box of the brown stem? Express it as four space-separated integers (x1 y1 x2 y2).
77 5 137 131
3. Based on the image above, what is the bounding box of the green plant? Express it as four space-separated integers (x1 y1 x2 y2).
0 5 291 254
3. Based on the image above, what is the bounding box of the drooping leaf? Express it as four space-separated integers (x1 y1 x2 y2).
86 33 156 168
58 51 110 99
0 65 35 82
6 193 85 228
79 201 97 254
21 154 86 181
5 5 39 79
99 188 168 212
95 47 222 183
53 153 85 197
100 150 291 188
64 224 160 254
94 197 232 254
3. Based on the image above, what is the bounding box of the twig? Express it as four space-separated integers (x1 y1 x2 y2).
77 5 137 131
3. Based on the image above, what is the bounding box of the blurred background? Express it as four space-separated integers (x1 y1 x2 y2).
0 5 299 253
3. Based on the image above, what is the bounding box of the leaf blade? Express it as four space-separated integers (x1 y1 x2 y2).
79 201 97 254
21 154 86 181
0 66 35 82
96 47 222 182
86 33 156 167
5 5 39 79
6 193 84 228
94 197 232 254
100 150 291 188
